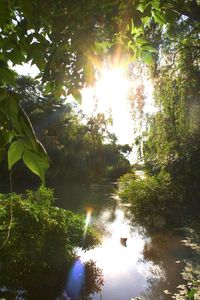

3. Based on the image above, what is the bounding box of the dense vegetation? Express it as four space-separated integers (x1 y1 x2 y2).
119 3 200 298
120 0 200 229
1 0 199 181
0 186 103 299
0 0 200 299
0 75 131 192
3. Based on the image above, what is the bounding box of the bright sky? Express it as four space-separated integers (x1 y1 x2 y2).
81 68 136 145
81 66 155 147
14 63 40 78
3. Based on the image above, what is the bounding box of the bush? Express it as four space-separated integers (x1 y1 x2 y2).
0 186 100 299
119 172 187 231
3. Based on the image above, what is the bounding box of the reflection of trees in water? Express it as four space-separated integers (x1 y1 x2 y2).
0 260 103 300
61 260 103 300
80 260 104 300
55 183 117 215
138 232 192 300
126 208 193 300
0 188 104 300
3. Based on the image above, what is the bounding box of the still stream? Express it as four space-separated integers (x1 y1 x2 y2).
56 182 190 300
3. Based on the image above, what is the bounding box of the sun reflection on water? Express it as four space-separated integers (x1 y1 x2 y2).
78 205 165 300
81 209 145 276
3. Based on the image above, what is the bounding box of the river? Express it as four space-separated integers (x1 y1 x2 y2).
55 183 192 300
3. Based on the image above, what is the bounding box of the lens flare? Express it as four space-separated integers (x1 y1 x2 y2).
83 208 93 239
66 258 85 298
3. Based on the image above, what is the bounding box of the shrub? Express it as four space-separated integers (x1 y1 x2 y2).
0 186 100 299
119 172 186 231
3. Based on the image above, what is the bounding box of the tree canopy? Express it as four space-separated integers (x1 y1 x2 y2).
0 0 200 181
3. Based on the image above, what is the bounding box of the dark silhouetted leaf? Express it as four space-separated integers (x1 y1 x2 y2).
8 140 24 170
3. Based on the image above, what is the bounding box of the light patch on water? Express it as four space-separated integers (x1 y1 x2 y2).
79 207 165 300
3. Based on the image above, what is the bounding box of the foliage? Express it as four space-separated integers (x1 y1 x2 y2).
0 88 49 182
123 0 200 227
1 0 199 179
0 186 101 299
119 171 188 230
80 260 104 300
0 76 130 187
120 2 200 298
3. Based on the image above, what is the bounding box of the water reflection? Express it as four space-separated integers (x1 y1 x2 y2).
79 204 165 300
67 259 85 298
55 183 117 215
57 183 190 300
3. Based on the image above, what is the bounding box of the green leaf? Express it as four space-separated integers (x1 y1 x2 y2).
6 44 25 65
152 10 166 25
0 1 10 28
5 95 22 132
0 67 16 86
23 149 48 183
53 82 65 100
141 51 153 64
28 43 46 69
44 82 54 94
136 38 149 46
151 0 160 10
142 16 151 27
187 288 197 299
19 0 33 20
165 9 177 23
137 3 145 13
8 140 24 170
141 45 157 53
131 20 143 36
0 88 7 102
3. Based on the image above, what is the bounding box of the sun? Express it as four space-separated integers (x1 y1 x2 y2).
81 66 135 145
95 67 130 114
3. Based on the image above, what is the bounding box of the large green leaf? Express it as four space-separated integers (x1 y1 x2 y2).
28 43 46 69
6 44 25 65
0 88 7 102
8 140 24 170
22 149 49 183
0 67 16 85
0 1 10 28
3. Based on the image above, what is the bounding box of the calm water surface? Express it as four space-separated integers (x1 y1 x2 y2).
56 183 189 300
